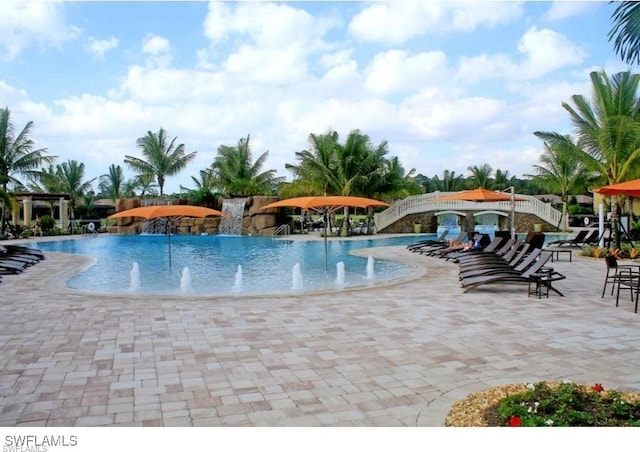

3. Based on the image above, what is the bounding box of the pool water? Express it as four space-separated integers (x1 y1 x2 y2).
34 234 428 296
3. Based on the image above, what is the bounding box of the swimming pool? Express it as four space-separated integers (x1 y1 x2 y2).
34 234 428 296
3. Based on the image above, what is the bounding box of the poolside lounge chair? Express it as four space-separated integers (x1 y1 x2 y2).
460 251 553 293
545 230 589 248
416 232 468 256
3 244 45 259
0 258 28 274
445 236 507 263
407 230 448 251
456 239 522 269
581 229 601 246
459 247 540 280
0 246 42 266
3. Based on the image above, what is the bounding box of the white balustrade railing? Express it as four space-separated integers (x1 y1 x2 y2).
374 192 562 232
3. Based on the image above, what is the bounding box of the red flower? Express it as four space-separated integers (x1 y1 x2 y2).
592 383 604 393
508 415 522 427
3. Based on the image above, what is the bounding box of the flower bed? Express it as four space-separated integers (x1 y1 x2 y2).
445 381 640 427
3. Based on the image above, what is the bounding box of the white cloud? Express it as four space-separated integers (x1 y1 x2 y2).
517 26 587 79
200 2 337 85
142 34 173 68
0 0 80 60
455 53 516 84
0 1 615 192
86 36 119 58
365 50 448 95
544 1 600 21
349 1 523 44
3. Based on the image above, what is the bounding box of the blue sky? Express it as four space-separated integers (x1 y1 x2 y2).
0 0 631 195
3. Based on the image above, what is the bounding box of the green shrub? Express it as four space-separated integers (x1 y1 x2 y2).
40 215 55 232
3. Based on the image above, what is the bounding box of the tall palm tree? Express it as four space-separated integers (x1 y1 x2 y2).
493 169 513 191
430 170 465 192
125 128 196 196
284 131 340 196
562 70 640 246
285 130 390 236
211 134 284 196
98 164 125 203
526 132 590 231
55 160 96 232
0 107 56 234
608 1 640 65
467 164 494 189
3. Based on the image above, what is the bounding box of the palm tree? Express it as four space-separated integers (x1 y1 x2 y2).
431 170 465 192
181 169 222 208
55 160 96 232
493 169 514 191
562 70 640 247
98 164 125 203
608 1 640 65
285 130 390 236
284 131 340 197
130 172 159 198
0 107 56 235
211 134 284 197
125 128 196 196
467 164 494 189
526 132 589 231
366 156 423 201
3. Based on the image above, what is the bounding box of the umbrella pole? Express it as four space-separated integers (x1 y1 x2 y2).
324 210 328 271
167 219 172 268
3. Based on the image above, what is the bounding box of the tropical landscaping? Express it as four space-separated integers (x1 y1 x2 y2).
2 2 640 243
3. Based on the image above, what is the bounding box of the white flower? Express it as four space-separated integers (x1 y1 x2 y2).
526 382 535 390
546 419 554 426
561 378 572 384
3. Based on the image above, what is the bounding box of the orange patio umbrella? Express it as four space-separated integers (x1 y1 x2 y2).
596 179 640 198
261 195 391 269
108 205 224 267
439 188 519 202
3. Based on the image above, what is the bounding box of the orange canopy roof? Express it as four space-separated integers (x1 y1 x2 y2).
439 188 520 202
108 205 224 220
261 196 390 212
596 179 640 198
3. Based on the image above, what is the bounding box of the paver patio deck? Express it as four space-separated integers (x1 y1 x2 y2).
1 234 639 427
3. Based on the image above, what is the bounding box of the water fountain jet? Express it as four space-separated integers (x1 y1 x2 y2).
335 261 346 285
180 267 192 293
129 262 141 291
365 256 375 280
292 263 303 290
232 265 243 292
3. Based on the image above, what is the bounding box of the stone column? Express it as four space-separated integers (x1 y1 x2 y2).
60 199 69 230
12 201 20 225
22 197 32 226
